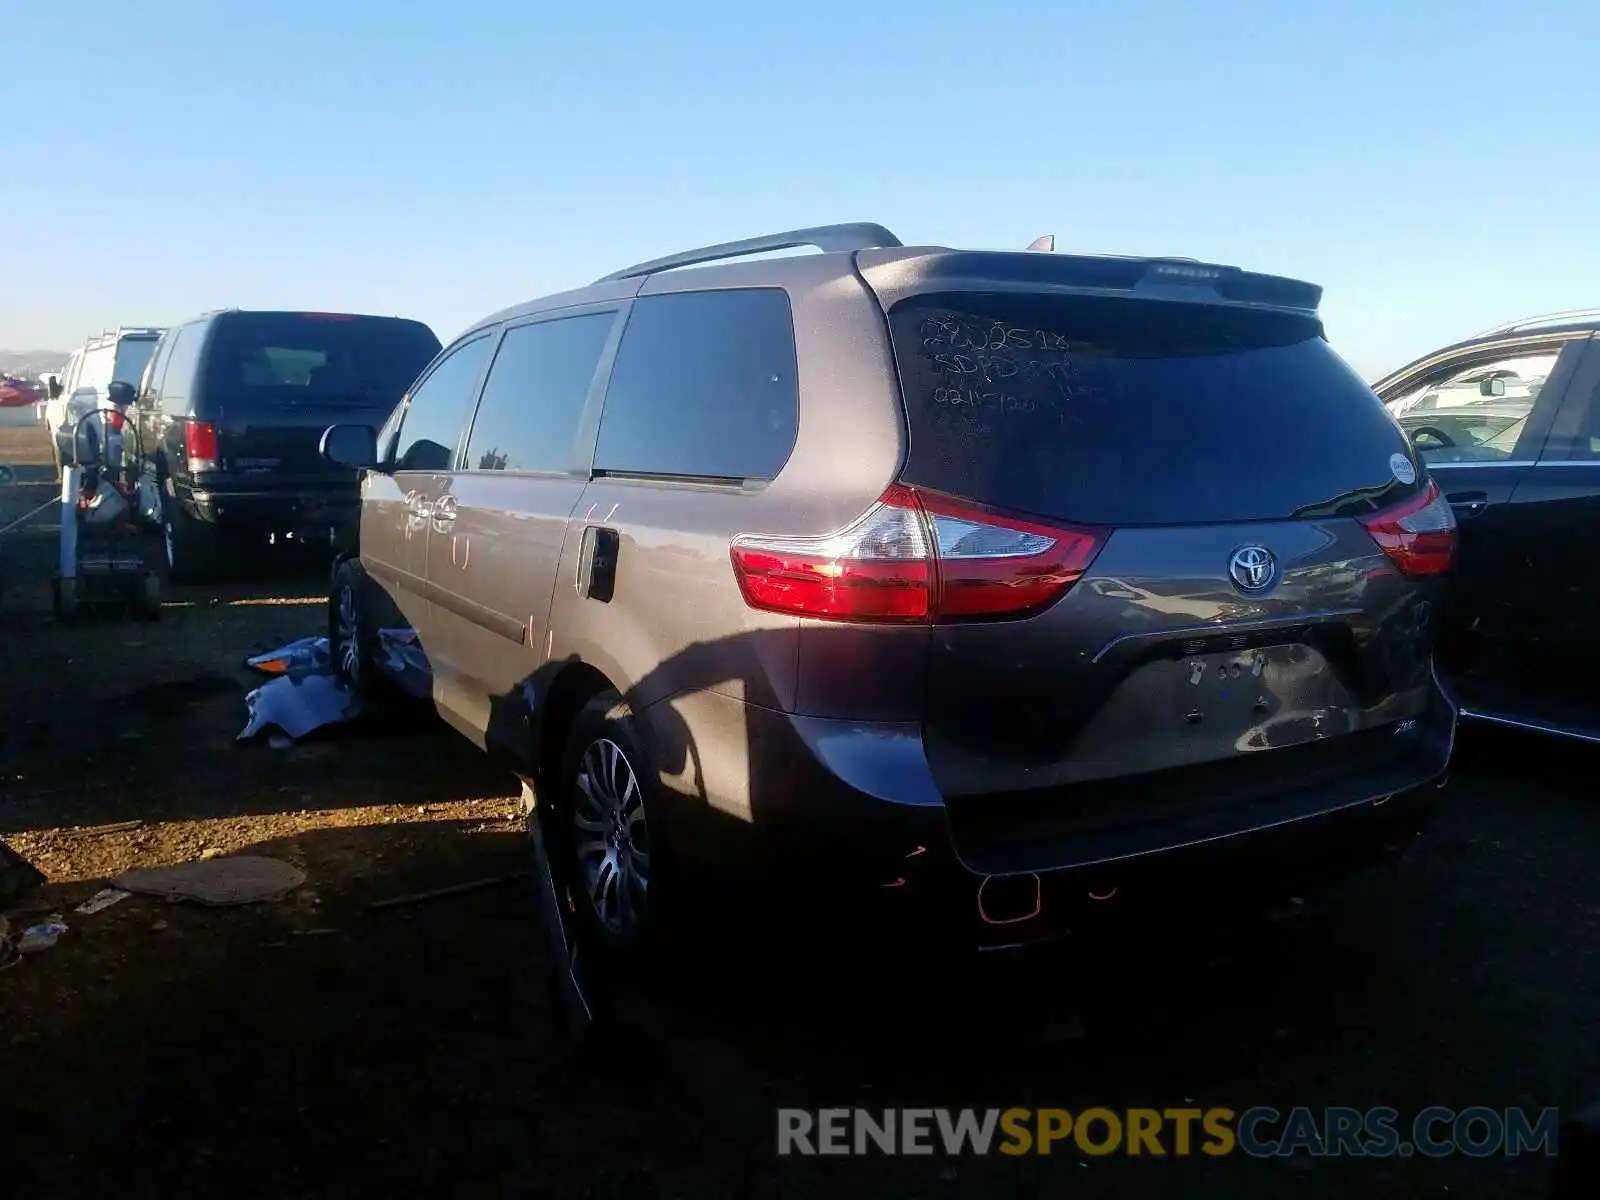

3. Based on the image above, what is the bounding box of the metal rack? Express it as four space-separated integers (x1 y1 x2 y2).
1470 309 1600 339
593 222 905 284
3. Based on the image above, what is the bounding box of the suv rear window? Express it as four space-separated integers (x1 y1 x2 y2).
886 293 1412 526
201 312 441 410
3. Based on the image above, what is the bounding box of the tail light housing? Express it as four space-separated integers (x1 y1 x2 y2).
1359 479 1456 578
185 420 219 472
105 409 124 431
729 484 1105 623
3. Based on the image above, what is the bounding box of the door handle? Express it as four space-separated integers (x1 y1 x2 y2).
1446 490 1488 518
580 526 620 603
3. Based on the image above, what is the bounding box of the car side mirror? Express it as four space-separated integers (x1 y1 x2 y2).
320 423 384 472
48 379 62 400
106 380 136 407
1480 377 1506 397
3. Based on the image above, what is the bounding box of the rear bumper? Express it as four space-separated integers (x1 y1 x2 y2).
640 667 1456 950
184 483 360 543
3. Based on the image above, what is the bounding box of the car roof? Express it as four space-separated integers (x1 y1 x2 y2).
461 221 1326 340
1374 309 1600 392
207 309 429 322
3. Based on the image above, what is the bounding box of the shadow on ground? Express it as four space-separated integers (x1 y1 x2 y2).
0 519 513 831
1 759 1590 1200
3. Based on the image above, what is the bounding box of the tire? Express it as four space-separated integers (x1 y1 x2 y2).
162 493 224 584
554 689 678 975
328 559 387 696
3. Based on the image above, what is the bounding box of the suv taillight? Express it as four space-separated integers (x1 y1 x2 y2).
729 484 1106 623
1359 478 1456 578
106 409 124 430
186 420 219 470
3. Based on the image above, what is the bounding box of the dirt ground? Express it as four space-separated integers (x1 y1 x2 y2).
3 423 1599 1199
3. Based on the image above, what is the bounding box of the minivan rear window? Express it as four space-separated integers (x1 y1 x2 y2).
201 312 441 411
886 293 1413 526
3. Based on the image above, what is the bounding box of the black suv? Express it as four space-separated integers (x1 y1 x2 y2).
1374 308 1600 742
133 309 441 580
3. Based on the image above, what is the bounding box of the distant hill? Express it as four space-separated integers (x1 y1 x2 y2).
0 350 68 378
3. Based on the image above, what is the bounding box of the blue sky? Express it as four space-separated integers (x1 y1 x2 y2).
3 0 1595 379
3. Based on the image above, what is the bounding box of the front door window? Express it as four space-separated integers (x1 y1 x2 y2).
1386 350 1561 464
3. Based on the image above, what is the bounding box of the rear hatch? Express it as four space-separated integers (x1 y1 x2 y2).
198 312 441 484
858 256 1455 866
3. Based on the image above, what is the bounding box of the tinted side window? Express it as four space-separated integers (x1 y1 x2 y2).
393 335 494 472
162 325 205 407
594 290 798 480
463 313 615 473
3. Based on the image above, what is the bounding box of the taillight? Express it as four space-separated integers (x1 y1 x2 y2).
1359 479 1456 578
186 420 219 470
106 409 124 430
729 484 1105 623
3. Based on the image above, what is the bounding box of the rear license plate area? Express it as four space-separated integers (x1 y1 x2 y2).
1170 644 1348 751
1175 648 1270 721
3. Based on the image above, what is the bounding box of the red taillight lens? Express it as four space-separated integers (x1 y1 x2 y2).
185 420 219 464
729 484 1105 623
1359 479 1456 578
920 490 1105 618
106 409 124 430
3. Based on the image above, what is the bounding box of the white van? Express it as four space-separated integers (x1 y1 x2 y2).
47 327 164 471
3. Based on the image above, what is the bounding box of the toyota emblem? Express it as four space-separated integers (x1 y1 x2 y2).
1228 545 1276 592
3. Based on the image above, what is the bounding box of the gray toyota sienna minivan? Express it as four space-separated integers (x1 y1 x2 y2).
321 223 1458 961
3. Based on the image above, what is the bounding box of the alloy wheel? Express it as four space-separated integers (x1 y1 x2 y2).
572 737 651 936
336 582 361 684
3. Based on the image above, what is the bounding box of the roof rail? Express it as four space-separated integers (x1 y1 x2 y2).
593 222 904 284
1471 308 1600 339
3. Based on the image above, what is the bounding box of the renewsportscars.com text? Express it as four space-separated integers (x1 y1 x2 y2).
776 1106 1561 1158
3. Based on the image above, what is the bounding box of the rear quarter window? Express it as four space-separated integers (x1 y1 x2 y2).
887 293 1415 526
593 289 799 480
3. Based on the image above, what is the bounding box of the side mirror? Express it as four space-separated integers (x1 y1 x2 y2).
106 380 136 407
1480 377 1506 397
48 378 62 400
320 423 383 471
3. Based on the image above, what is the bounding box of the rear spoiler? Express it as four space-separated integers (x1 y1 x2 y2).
855 247 1323 316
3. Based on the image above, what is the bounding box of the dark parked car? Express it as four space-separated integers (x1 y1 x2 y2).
1375 308 1600 742
133 309 442 581
321 223 1458 964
